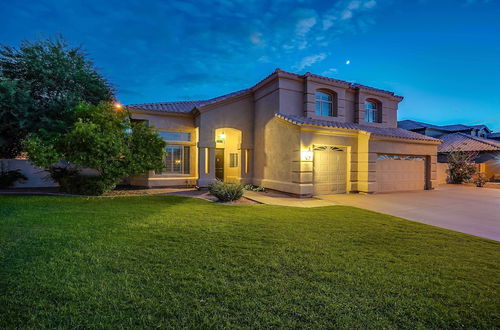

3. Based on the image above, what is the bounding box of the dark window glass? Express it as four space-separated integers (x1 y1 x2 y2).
158 131 191 142
315 92 335 116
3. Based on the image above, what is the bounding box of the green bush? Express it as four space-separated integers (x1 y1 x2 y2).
59 174 118 196
48 166 118 195
244 184 265 192
0 165 27 188
208 180 244 202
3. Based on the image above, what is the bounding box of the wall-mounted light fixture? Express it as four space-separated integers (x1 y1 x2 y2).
216 132 226 144
301 148 313 161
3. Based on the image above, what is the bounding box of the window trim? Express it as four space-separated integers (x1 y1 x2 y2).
158 145 191 176
365 99 381 123
158 130 191 142
229 153 239 168
315 91 336 117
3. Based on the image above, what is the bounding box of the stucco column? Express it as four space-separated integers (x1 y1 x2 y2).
290 147 314 196
239 148 253 184
352 131 375 193
428 155 437 190
197 143 216 187
303 75 316 118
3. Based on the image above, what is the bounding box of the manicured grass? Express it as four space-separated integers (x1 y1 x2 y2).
0 195 498 328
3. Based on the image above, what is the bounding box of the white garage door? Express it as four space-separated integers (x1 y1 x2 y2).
376 155 426 193
313 146 347 195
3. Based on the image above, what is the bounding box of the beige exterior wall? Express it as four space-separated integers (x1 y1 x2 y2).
484 158 500 181
253 80 280 186
127 71 437 195
196 94 254 187
437 163 449 184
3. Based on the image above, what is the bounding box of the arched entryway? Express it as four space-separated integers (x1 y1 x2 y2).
214 128 242 182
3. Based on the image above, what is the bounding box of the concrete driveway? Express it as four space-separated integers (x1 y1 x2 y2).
317 185 500 241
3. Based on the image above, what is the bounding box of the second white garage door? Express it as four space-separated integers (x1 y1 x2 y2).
376 155 426 193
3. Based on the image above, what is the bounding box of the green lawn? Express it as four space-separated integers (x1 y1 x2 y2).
0 195 498 328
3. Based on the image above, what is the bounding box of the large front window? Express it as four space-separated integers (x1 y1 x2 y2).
365 100 380 123
315 91 334 117
164 145 190 174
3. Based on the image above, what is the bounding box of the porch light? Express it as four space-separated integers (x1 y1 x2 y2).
301 148 313 161
218 132 226 140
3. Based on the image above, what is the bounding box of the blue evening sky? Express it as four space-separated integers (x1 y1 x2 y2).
1 0 499 130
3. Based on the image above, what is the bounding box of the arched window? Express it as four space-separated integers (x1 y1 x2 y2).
365 99 381 123
315 91 336 117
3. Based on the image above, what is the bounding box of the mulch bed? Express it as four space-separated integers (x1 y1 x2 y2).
0 186 259 205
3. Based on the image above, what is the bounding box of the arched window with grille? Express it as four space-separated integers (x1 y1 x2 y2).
365 99 381 123
315 91 336 117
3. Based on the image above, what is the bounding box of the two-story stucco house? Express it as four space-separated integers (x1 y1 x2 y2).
126 69 440 196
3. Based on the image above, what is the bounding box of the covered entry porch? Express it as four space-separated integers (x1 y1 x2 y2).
197 127 253 187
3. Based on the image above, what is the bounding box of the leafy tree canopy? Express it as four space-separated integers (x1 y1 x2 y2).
0 37 114 157
25 103 165 195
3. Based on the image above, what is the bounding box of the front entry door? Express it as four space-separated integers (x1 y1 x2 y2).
215 148 224 181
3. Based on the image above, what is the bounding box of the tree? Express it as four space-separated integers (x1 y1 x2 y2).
446 150 478 184
0 37 114 157
0 79 33 157
25 103 165 195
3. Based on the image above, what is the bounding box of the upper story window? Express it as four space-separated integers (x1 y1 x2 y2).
315 91 335 117
365 99 381 123
158 131 191 142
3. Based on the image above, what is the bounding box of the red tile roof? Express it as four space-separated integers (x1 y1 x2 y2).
438 132 500 152
127 89 250 113
276 113 440 142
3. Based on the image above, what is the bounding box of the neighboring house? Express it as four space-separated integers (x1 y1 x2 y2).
399 120 500 181
488 132 500 141
126 69 440 196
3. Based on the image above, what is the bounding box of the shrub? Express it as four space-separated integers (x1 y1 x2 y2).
0 165 27 188
447 150 477 184
473 173 487 188
208 180 244 202
244 184 265 192
48 166 118 195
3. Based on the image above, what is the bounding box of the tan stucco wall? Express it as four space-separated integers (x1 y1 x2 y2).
484 158 500 181
254 117 302 194
437 162 449 184
196 95 254 186
253 80 280 185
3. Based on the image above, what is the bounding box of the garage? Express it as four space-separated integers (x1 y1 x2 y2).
376 154 426 193
313 146 347 195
